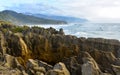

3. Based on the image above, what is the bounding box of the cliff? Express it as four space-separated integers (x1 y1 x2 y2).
0 21 120 75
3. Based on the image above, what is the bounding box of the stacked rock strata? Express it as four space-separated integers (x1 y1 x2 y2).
0 21 120 75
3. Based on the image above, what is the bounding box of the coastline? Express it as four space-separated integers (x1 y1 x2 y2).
24 23 120 41
0 22 120 75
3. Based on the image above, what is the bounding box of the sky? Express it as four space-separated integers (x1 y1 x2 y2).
0 0 120 22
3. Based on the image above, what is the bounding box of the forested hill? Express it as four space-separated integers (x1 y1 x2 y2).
0 10 67 25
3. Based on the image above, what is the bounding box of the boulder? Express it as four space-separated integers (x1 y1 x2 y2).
89 50 116 74
4 54 16 68
26 59 46 75
82 61 100 75
81 52 101 75
58 28 64 35
33 67 46 73
62 56 81 75
46 62 70 75
38 60 53 71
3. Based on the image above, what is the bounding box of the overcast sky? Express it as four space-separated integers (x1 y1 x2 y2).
0 0 120 22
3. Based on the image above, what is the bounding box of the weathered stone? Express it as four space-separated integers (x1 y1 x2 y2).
62 56 81 75
38 60 53 71
46 62 70 75
82 52 101 75
33 67 46 73
82 61 100 75
0 31 7 55
10 68 22 75
112 65 120 75
26 59 46 75
46 70 64 75
36 71 44 75
26 59 39 69
4 54 16 68
0 21 120 75
89 50 116 74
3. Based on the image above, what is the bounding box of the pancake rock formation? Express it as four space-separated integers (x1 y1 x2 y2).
0 21 119 75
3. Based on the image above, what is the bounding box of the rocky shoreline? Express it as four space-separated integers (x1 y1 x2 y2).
0 21 120 75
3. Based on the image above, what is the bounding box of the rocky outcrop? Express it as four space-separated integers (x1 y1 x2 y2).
0 21 120 75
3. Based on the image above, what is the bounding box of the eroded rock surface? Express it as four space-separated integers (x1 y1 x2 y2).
0 21 119 75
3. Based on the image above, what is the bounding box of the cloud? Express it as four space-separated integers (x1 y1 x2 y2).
1 0 120 22
5 3 63 15
55 0 120 22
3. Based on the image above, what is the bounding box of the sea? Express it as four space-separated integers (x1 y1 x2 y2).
28 23 120 41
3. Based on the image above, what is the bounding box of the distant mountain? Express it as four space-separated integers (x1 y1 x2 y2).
0 10 67 25
32 14 88 23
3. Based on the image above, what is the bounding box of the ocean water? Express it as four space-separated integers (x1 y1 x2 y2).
29 23 120 41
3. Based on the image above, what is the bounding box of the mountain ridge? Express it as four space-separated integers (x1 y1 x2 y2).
0 10 67 25
30 13 88 23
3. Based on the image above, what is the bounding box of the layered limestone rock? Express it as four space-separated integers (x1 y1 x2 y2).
38 60 53 71
62 56 81 75
26 59 46 75
88 50 116 74
0 21 119 75
46 62 70 75
81 52 101 75
4 54 17 68
0 66 23 75
0 31 7 55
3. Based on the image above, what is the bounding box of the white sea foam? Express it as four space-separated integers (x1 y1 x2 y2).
28 23 120 41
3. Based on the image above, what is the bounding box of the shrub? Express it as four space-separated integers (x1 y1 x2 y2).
11 26 30 33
